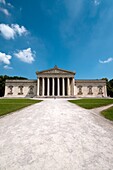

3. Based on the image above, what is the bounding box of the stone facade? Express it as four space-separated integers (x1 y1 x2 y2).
4 66 107 98
75 80 107 97
5 80 37 98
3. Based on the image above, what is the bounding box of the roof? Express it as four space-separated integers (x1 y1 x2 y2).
36 65 76 75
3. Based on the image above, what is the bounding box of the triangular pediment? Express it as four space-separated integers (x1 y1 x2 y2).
36 66 75 75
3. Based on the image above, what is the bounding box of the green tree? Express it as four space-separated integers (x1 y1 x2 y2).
108 79 113 97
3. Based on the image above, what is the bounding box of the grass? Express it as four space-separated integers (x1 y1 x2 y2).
69 98 113 109
0 98 42 117
101 107 113 121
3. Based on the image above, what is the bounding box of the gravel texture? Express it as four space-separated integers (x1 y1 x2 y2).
0 99 113 170
91 104 113 115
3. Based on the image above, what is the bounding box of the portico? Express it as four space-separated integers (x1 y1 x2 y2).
36 66 75 97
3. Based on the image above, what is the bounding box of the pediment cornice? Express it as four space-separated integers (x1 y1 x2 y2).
36 66 75 76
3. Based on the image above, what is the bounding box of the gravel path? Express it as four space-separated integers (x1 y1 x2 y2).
0 99 113 170
91 104 113 114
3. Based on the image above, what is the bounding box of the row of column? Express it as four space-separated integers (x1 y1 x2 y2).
37 77 74 97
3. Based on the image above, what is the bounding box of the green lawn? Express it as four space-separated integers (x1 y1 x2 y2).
0 98 42 117
69 98 113 109
101 107 113 121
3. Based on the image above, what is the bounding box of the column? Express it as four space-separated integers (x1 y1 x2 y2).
104 84 107 97
62 78 65 96
47 78 50 96
37 77 40 96
67 78 70 96
57 78 60 96
72 77 74 96
42 78 45 96
52 78 54 96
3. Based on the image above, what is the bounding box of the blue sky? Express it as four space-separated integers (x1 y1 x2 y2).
0 0 113 80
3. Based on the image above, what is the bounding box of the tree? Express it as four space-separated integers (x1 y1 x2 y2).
102 78 113 97
108 79 113 97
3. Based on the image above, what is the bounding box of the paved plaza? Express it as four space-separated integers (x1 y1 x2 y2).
0 99 113 170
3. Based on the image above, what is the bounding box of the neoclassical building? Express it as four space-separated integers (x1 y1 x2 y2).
5 66 107 98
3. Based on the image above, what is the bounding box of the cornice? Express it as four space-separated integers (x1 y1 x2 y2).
36 66 76 75
5 80 37 83
75 79 106 83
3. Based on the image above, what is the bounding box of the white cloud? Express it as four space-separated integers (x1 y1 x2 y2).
0 24 28 39
4 65 13 69
0 24 15 39
0 52 12 65
11 24 27 36
99 57 113 64
7 3 14 8
94 0 101 6
14 48 35 64
0 0 6 5
0 0 13 7
0 7 10 16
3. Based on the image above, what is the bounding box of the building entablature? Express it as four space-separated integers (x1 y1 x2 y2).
36 65 75 78
75 79 106 84
5 80 37 83
38 74 74 78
